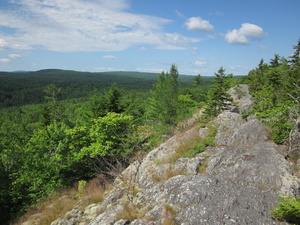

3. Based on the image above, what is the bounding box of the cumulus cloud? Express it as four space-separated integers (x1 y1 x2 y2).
0 0 201 52
225 23 264 45
185 17 214 32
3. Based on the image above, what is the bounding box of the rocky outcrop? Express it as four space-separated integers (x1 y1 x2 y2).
227 84 253 114
51 84 299 225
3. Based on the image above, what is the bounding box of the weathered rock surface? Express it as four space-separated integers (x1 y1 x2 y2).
51 85 299 225
227 84 254 114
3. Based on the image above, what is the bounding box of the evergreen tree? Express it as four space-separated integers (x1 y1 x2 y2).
90 84 123 118
148 64 179 125
290 38 300 67
205 67 232 116
270 54 280 68
192 74 203 87
186 74 207 103
42 84 64 124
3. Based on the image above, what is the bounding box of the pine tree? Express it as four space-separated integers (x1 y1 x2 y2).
270 54 280 68
290 38 300 67
148 64 179 125
192 74 203 87
90 84 123 118
206 67 232 116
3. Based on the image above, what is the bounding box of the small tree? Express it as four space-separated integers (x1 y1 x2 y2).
42 84 64 124
90 84 123 118
270 54 280 68
192 74 203 87
148 64 179 125
290 38 300 67
205 67 232 117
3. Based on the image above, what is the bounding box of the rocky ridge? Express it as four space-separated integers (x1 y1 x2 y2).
51 84 299 225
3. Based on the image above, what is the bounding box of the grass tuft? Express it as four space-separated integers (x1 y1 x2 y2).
162 204 177 225
115 202 147 221
14 174 108 225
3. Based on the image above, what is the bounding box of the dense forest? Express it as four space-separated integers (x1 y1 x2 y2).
0 66 216 224
0 70 215 108
0 39 299 224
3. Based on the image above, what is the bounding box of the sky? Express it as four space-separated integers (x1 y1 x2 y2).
0 0 299 76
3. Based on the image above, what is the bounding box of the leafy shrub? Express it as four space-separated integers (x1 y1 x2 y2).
270 196 300 224
255 102 294 144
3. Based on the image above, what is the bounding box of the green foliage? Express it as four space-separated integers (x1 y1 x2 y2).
81 112 135 161
205 67 233 116
90 84 124 118
11 122 71 201
148 65 179 125
190 143 206 155
183 74 208 104
76 180 87 199
270 196 300 224
255 102 294 144
0 66 213 224
148 64 208 127
0 70 205 109
44 84 61 104
246 39 300 144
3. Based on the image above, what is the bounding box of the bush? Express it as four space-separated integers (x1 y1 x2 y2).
270 196 300 224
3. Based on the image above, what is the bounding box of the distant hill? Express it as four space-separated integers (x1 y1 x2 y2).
0 69 215 108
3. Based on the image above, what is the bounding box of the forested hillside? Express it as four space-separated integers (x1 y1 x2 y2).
0 70 214 108
0 65 217 224
1 39 299 225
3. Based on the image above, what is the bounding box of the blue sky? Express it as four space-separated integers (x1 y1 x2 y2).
0 0 299 76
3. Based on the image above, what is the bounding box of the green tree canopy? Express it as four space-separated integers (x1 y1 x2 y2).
147 64 179 125
205 67 232 117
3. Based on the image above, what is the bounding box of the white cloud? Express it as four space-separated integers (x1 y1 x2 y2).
225 23 264 45
225 29 248 45
136 67 166 73
0 37 31 50
0 39 9 49
175 9 185 18
194 59 207 67
139 47 148 51
157 33 200 50
0 0 201 52
103 55 118 59
0 58 11 63
95 66 125 71
9 54 21 58
185 17 214 32
259 45 269 51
